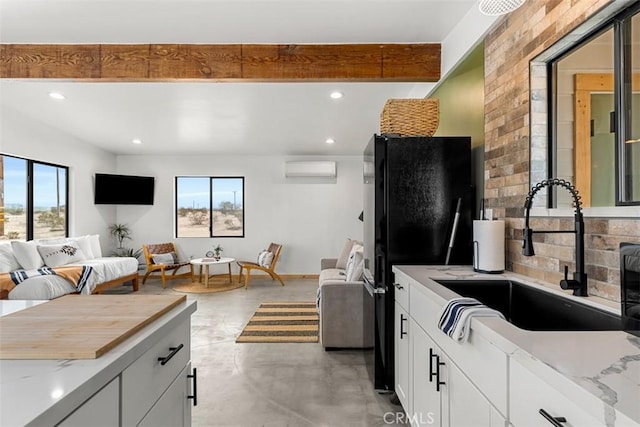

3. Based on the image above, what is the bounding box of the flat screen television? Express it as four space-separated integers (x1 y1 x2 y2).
94 173 155 205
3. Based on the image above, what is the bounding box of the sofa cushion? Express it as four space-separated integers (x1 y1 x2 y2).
11 240 45 270
152 252 177 264
319 268 346 284
335 239 354 270
0 242 21 273
37 242 86 268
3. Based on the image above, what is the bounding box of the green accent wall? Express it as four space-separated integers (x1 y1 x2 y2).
430 42 485 217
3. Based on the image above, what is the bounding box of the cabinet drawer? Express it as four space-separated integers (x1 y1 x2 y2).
57 377 119 427
393 270 410 311
122 319 191 426
510 358 603 427
409 282 508 416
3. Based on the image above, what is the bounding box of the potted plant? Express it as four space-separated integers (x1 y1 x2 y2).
109 223 131 249
213 244 223 261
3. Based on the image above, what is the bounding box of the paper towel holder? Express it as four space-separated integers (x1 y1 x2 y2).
472 219 505 274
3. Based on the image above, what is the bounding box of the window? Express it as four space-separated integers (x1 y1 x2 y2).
1 154 69 240
175 176 244 238
544 3 639 208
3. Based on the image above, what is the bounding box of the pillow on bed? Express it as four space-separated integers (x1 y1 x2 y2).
11 240 45 270
89 234 102 258
37 242 86 268
0 242 21 273
8 275 76 300
69 235 95 260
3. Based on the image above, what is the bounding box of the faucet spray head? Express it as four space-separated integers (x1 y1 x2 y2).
522 227 535 256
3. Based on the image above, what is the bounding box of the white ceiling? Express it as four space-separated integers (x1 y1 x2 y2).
0 0 482 156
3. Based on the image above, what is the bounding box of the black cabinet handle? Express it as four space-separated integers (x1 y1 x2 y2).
539 409 567 426
157 343 184 366
429 348 436 382
394 283 404 290
400 314 408 338
188 367 198 406
434 355 445 392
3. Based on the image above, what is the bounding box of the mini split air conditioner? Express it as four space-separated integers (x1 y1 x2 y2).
285 161 337 178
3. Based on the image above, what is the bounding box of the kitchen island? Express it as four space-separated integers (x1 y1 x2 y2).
0 295 197 426
393 265 639 427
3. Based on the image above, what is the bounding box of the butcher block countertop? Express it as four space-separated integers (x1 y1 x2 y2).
0 295 197 426
0 294 187 359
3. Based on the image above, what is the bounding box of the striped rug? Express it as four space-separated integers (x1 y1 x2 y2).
236 301 319 343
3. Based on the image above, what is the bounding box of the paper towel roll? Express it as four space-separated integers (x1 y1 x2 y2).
473 220 505 273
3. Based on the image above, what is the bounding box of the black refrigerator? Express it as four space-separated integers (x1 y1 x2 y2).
362 134 472 391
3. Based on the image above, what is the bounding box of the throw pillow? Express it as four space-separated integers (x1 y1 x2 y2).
335 238 354 270
346 252 365 282
344 244 364 281
0 242 21 273
257 250 274 268
11 241 45 270
89 234 102 258
152 253 177 264
37 242 86 268
8 275 77 300
69 235 95 260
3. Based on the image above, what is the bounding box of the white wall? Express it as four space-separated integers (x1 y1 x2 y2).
115 154 364 274
1 106 119 253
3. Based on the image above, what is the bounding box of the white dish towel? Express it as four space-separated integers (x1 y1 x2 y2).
437 297 505 343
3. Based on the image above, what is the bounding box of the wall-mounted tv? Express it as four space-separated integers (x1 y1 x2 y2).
94 173 155 205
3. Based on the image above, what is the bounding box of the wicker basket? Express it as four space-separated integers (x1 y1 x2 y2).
380 98 439 136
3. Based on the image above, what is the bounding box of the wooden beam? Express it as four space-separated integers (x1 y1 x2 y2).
0 43 440 82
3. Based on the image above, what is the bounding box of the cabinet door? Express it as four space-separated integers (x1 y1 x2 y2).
444 356 493 427
412 323 442 427
395 301 411 413
56 377 119 427
139 363 192 427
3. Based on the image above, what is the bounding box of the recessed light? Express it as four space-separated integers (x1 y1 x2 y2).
132 139 143 145
325 138 335 144
330 91 343 99
48 92 66 100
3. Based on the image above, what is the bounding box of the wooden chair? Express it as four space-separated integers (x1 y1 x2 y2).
237 243 285 289
142 242 191 288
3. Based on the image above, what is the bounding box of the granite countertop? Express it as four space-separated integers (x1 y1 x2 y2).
0 298 197 427
394 265 640 426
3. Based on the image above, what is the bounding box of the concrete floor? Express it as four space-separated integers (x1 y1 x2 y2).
117 276 406 427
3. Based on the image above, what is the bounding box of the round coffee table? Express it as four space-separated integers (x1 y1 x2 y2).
190 257 235 288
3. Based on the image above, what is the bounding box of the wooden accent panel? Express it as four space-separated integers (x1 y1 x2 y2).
382 44 441 80
0 43 440 81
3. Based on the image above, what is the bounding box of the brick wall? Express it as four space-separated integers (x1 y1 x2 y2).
484 0 640 301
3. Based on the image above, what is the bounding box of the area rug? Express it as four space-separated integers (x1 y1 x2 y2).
172 279 244 294
236 301 319 343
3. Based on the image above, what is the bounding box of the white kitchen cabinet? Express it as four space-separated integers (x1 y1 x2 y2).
412 321 441 427
395 301 411 413
411 320 502 427
510 358 603 427
393 267 507 427
56 377 120 427
139 363 193 427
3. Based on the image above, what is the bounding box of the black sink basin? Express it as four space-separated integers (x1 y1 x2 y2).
434 280 621 331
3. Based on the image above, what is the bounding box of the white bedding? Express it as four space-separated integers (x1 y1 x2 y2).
8 257 138 300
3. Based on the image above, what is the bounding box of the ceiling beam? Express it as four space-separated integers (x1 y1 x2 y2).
0 43 440 82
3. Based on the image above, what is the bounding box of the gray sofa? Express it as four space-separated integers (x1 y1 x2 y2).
317 240 374 349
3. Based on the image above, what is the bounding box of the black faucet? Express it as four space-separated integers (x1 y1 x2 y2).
523 178 588 297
